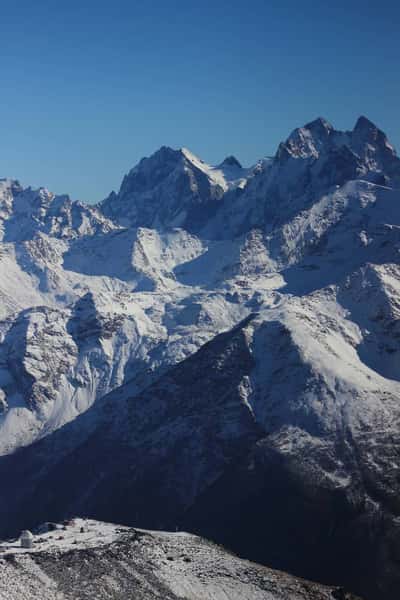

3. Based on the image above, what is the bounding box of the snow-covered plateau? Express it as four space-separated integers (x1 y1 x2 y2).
0 116 400 599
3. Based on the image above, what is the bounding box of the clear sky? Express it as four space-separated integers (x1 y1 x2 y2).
0 0 399 202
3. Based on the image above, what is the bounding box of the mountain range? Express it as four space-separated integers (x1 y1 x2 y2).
1 116 400 600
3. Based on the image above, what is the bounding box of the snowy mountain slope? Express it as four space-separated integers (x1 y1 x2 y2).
2 273 400 598
0 520 361 600
0 224 251 453
0 285 248 454
63 226 205 289
0 116 400 599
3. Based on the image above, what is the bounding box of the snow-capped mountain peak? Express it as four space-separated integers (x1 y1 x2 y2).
351 115 399 179
219 155 243 169
100 144 253 231
280 117 335 159
0 179 117 242
181 147 250 191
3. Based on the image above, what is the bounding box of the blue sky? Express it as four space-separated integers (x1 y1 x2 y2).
0 0 399 202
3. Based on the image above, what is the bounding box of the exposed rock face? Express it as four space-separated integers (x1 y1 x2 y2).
0 117 400 600
99 146 251 232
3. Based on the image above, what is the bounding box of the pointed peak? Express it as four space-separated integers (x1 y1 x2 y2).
304 117 334 134
219 155 242 169
352 116 394 148
136 145 183 167
286 117 333 141
130 145 177 163
157 145 177 153
126 146 182 177
280 117 334 160
351 116 397 162
353 115 379 133
152 145 181 160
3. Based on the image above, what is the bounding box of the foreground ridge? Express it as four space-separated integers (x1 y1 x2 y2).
0 519 361 600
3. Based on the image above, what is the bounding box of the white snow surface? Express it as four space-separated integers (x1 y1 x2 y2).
180 147 251 191
1 115 400 462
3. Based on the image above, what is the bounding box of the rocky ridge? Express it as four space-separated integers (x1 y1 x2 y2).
0 519 361 600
